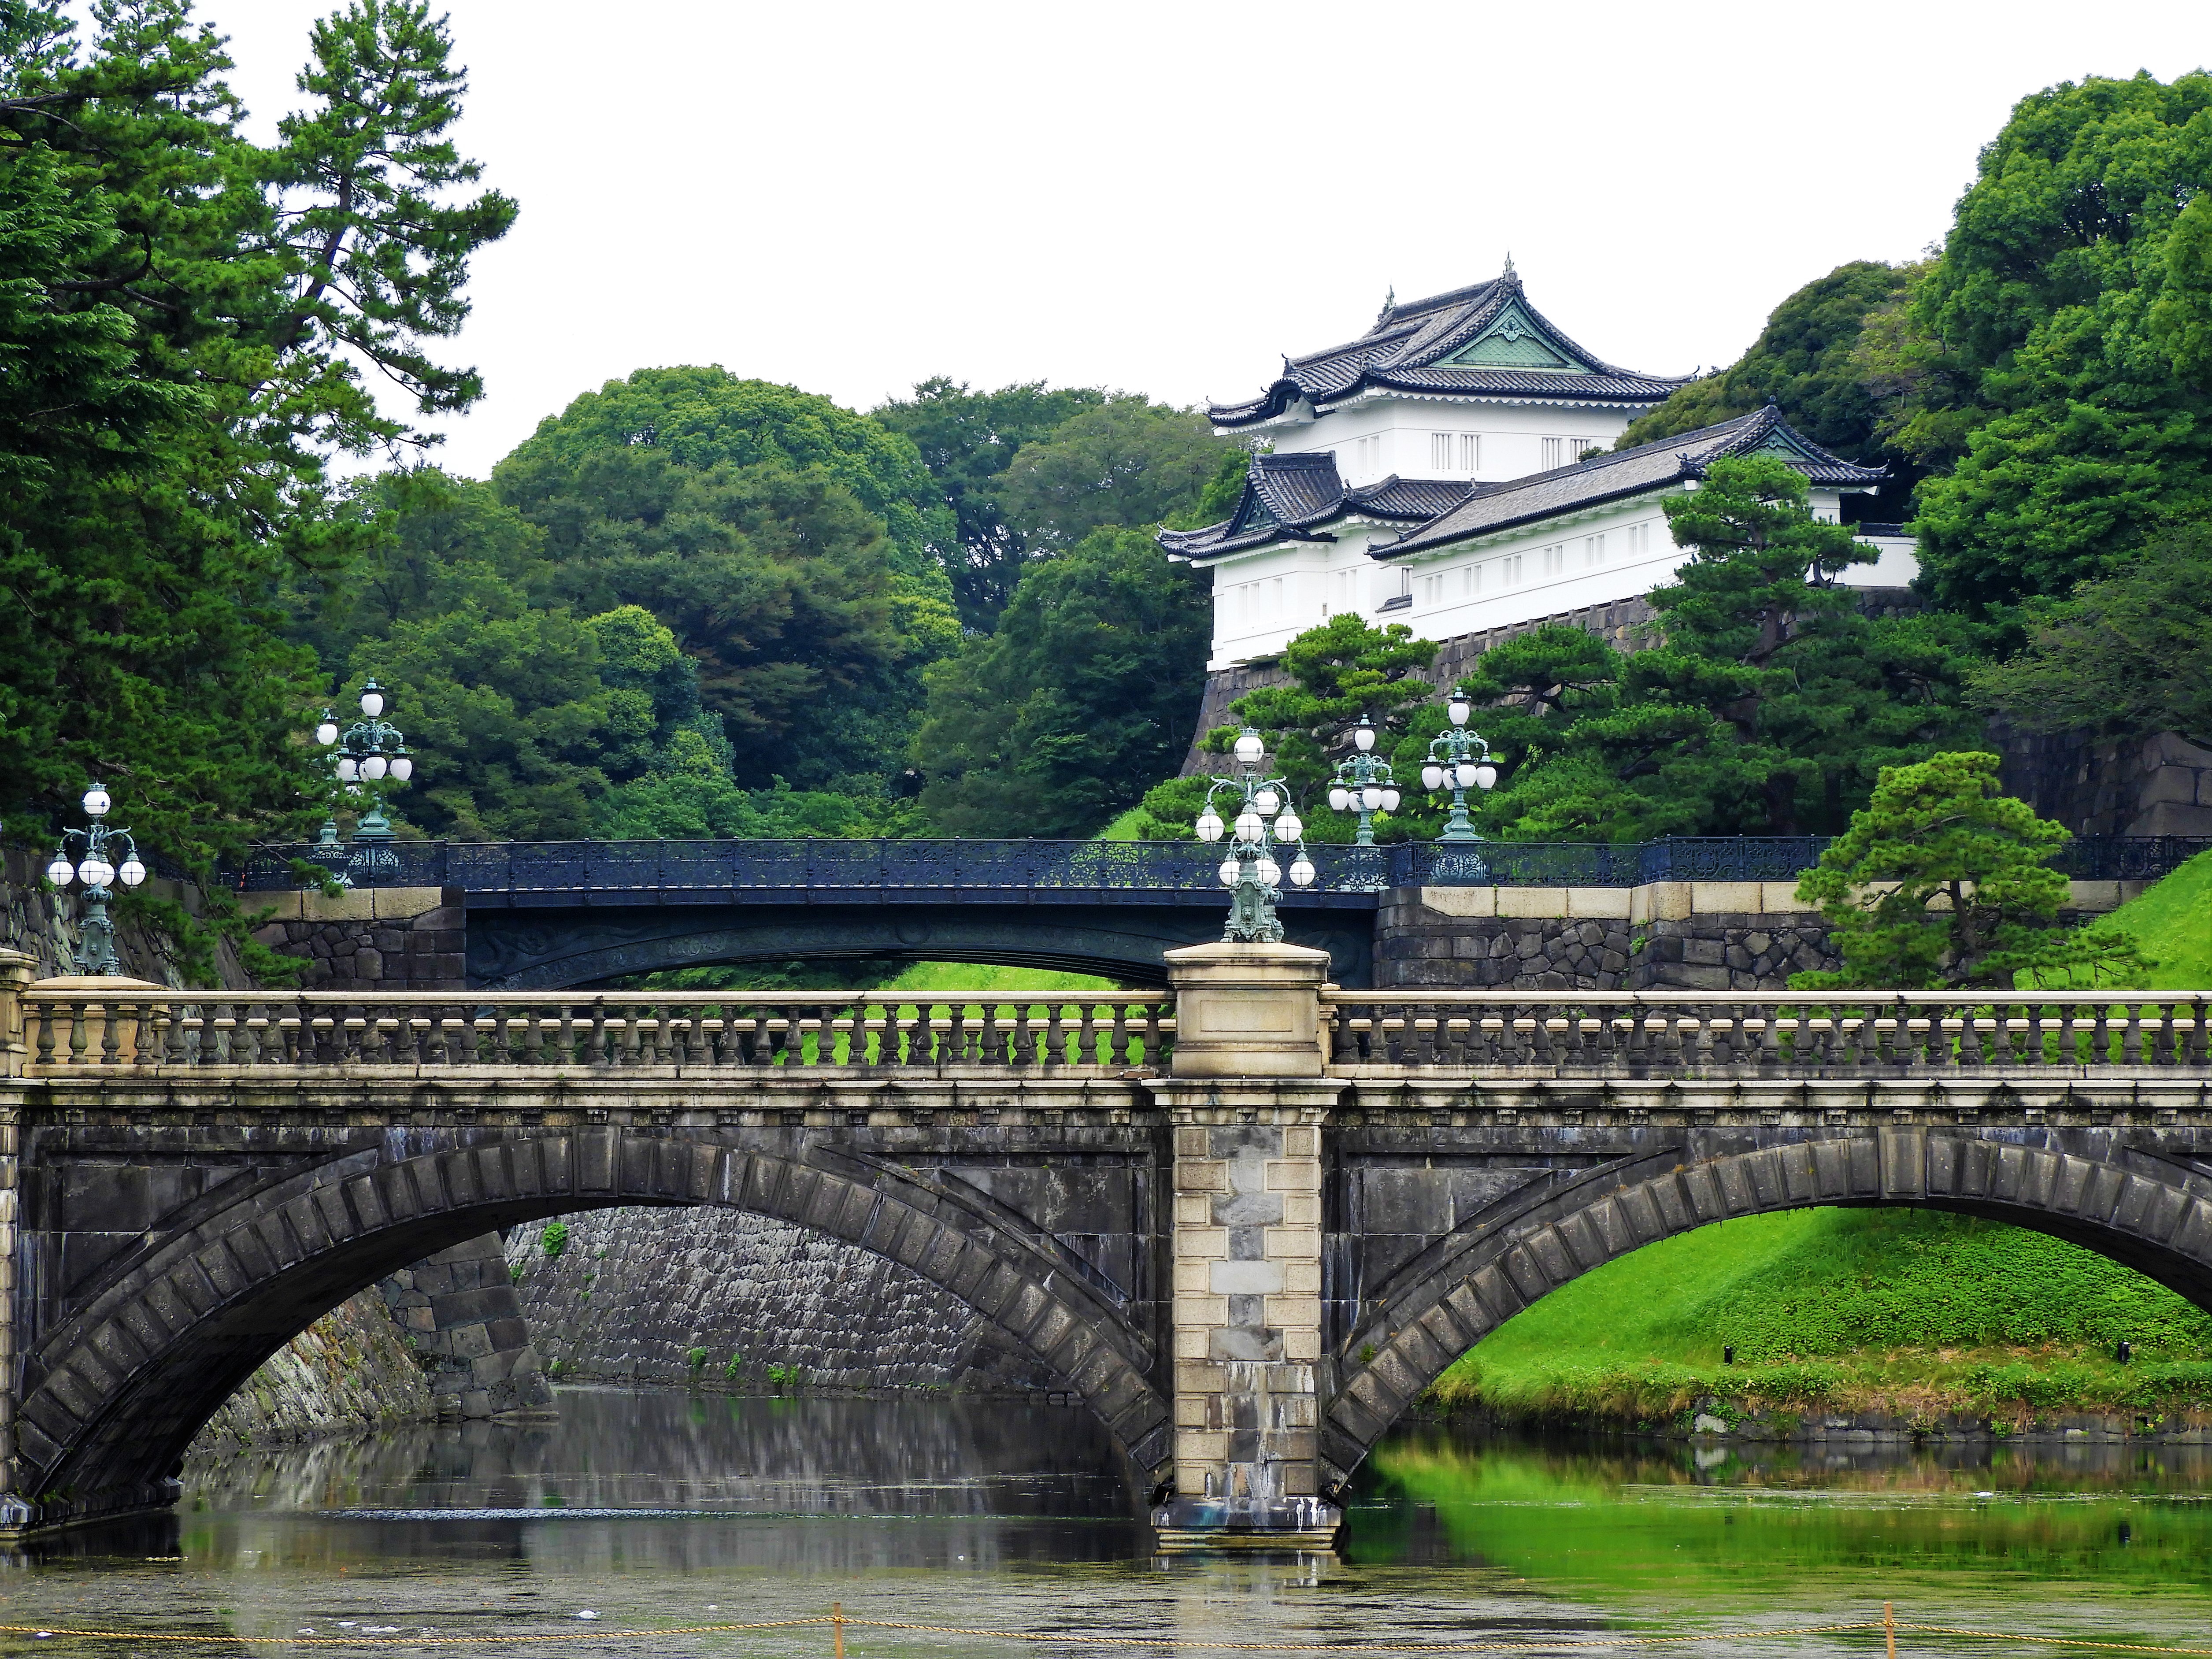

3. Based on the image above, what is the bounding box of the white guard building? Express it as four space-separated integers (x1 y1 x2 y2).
1159 265 1918 672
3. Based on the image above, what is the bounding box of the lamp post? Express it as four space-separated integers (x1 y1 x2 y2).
315 678 416 882
1193 727 1316 943
45 781 148 977
1420 686 1500 877
1325 716 1400 891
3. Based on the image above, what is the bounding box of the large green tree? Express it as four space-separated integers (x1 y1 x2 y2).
1476 457 1980 839
0 0 513 873
1892 71 2212 608
914 528 1210 837
1793 752 2149 990
994 397 1233 552
500 367 955 596
1967 527 2212 750
872 377 1106 631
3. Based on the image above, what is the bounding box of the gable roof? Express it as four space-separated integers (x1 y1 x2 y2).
1209 269 1690 430
1378 404 1887 559
1156 450 1474 563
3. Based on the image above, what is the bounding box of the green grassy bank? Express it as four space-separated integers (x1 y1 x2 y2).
1426 1208 2212 1427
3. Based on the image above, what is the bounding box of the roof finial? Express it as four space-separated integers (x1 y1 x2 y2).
1377 284 1396 324
1502 251 1519 285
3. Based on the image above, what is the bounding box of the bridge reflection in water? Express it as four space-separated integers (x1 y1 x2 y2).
5 951 2210 1552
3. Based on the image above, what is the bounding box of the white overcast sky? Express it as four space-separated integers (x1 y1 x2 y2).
190 0 2209 481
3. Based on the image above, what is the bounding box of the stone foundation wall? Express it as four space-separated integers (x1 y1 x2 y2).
249 885 467 990
0 848 248 987
1998 725 2212 837
1373 883 1838 992
507 1208 1072 1397
187 1289 434 1452
376 1233 556 1419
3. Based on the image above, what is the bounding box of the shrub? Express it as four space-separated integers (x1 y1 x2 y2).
541 1222 571 1260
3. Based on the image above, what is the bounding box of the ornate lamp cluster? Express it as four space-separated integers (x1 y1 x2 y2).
1192 728 1316 944
1326 718 1401 847
313 679 417 882
1421 688 1499 842
45 782 147 977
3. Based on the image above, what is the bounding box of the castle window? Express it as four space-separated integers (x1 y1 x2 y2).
1459 433 1480 472
1585 533 1606 567
1542 543 1566 577
1501 554 1523 587
1430 433 1452 470
1463 563 1480 597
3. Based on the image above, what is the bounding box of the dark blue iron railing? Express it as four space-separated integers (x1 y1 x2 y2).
234 833 2211 896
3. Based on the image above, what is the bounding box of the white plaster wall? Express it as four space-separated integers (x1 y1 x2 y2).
1203 504 1920 667
1269 393 1636 485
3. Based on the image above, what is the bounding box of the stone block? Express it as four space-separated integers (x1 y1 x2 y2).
1682 937 1725 966
1690 881 1765 914
1418 886 1496 918
1564 888 1632 919
1173 1227 1230 1259
1496 887 1569 918
1760 881 1811 911
1209 1260 1284 1296
1630 881 1693 924
1281 1326 1322 1362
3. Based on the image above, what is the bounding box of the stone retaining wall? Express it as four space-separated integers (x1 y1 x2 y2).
507 1208 1072 1397
249 885 466 990
376 1233 556 1419
188 1289 434 1452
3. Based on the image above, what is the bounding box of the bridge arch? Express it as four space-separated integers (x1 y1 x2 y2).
1320 1130 2212 1492
12 1131 1169 1533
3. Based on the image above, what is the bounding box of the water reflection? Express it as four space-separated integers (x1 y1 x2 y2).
0 1396 2205 1659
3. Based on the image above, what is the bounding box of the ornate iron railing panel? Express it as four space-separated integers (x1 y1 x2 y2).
231 834 2211 896
23 989 1175 1075
1323 989 2211 1074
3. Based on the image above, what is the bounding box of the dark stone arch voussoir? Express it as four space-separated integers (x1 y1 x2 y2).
14 1129 1170 1531
1318 1129 2212 1490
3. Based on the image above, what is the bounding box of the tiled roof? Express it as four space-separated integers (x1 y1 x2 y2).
1208 270 1689 429
1379 405 1887 558
1156 451 1477 563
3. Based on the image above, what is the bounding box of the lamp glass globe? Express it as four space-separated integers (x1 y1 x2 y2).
1234 810 1264 843
1217 857 1240 887
1449 696 1471 727
1289 855 1316 888
360 689 385 718
315 721 339 747
1328 787 1349 812
1361 785 1384 811
361 753 389 781
45 857 74 887
1194 811 1223 844
1422 764 1444 791
390 755 414 781
1456 762 1479 789
118 857 147 889
1380 788 1401 811
1252 787 1280 816
336 756 358 781
1475 764 1498 790
1274 811 1303 842
1254 856 1281 888
1233 731 1264 764
78 857 110 887
81 785 110 817
1353 721 1375 752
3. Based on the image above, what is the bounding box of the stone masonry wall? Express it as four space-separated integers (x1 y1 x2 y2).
250 884 466 990
1373 884 1838 992
376 1233 556 1419
1998 725 2212 838
0 848 249 987
187 1289 434 1453
507 1208 1072 1397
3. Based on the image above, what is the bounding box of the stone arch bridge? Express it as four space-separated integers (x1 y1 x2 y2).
1 948 2208 1548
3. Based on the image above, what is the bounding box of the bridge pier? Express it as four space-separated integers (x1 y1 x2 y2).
1150 943 1342 1552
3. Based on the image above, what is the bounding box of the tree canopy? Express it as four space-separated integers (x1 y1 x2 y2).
914 528 1209 837
993 398 1233 552
1793 752 2148 990
1892 71 2212 608
0 0 513 873
871 378 1107 630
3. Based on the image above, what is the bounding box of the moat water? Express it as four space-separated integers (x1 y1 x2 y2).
2 1388 2209 1657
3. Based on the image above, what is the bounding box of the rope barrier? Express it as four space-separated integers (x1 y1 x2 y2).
0 1611 2206 1653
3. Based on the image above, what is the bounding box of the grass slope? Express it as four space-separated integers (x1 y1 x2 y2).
2097 847 2212 989
1430 1207 2212 1423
